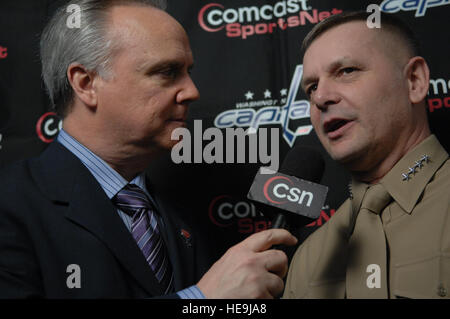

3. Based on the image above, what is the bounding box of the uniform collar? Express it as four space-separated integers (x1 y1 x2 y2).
350 135 448 215
380 135 448 214
349 178 370 216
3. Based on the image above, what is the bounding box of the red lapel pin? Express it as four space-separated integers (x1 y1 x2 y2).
180 229 192 247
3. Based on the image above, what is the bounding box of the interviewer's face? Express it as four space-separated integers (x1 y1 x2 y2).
96 6 199 154
303 22 413 172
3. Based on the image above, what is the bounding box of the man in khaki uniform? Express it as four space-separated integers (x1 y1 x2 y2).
283 11 449 299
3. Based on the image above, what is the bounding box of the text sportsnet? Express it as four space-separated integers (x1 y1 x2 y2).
198 1 343 40
225 8 343 39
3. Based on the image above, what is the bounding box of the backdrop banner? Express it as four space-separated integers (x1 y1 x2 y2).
1 0 449 259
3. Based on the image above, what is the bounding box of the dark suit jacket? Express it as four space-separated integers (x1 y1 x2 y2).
0 142 213 298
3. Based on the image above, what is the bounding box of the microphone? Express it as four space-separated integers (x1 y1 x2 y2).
247 146 328 231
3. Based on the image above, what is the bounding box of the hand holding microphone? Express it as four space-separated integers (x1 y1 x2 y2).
197 146 326 299
197 228 297 298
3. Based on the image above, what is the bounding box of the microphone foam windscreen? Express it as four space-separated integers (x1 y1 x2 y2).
279 146 325 183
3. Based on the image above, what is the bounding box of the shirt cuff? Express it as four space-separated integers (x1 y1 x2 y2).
177 285 206 299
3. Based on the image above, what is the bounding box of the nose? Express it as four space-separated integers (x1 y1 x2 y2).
177 75 200 105
311 80 341 111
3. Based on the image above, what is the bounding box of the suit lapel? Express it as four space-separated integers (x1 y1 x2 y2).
30 142 165 296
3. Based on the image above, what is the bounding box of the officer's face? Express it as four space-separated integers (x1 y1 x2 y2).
95 5 200 155
303 21 414 174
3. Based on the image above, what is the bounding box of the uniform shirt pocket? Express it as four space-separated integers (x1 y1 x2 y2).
393 255 450 299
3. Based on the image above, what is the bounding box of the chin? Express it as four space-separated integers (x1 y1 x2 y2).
158 136 182 151
327 142 363 166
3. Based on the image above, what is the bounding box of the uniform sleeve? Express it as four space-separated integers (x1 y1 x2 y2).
283 199 353 299
283 241 311 298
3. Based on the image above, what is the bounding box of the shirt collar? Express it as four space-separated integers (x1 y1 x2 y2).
350 135 448 215
349 178 370 216
380 134 448 213
57 128 148 199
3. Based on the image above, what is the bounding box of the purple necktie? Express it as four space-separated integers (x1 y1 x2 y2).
113 184 174 294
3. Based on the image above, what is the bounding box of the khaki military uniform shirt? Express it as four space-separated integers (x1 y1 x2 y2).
283 135 450 299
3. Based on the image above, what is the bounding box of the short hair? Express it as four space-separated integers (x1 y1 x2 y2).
301 10 421 57
40 0 167 118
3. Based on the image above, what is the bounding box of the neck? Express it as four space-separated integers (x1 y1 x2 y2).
352 125 431 184
63 118 157 182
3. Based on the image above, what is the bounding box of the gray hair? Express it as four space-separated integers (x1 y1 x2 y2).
40 0 167 117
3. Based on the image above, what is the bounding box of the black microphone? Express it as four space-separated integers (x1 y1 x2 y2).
247 146 327 231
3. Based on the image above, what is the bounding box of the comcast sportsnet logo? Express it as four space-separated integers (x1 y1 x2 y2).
36 112 62 143
198 1 343 39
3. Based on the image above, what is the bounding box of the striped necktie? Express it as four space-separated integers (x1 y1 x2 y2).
346 183 392 298
113 184 174 294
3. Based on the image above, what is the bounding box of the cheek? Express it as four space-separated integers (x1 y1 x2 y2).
142 86 176 113
374 79 406 117
137 93 177 136
310 106 321 132
121 89 172 128
357 81 410 143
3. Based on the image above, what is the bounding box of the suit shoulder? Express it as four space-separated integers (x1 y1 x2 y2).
0 158 45 213
0 160 35 192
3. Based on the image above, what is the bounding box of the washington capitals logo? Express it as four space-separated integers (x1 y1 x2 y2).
214 65 312 146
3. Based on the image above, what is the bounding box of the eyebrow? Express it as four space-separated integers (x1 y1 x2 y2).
301 57 355 91
137 60 181 73
136 57 193 74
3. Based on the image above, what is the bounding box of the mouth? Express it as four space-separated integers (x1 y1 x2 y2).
323 118 354 139
168 114 187 122
168 118 186 126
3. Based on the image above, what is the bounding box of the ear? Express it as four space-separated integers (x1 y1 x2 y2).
404 56 430 104
67 63 98 110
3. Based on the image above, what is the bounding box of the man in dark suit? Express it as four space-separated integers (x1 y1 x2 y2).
0 0 297 298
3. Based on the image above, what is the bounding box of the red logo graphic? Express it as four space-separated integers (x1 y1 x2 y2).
198 1 342 39
208 194 335 233
208 195 237 227
427 78 450 113
428 97 450 112
36 112 62 143
263 175 293 204
0 46 7 59
208 195 271 234
198 3 225 32
305 208 336 227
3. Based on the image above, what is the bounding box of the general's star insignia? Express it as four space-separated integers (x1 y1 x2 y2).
401 154 430 182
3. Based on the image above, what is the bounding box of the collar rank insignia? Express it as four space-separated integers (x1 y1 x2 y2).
348 182 354 199
402 154 430 182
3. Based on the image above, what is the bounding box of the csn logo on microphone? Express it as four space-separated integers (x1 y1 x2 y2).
247 168 328 219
